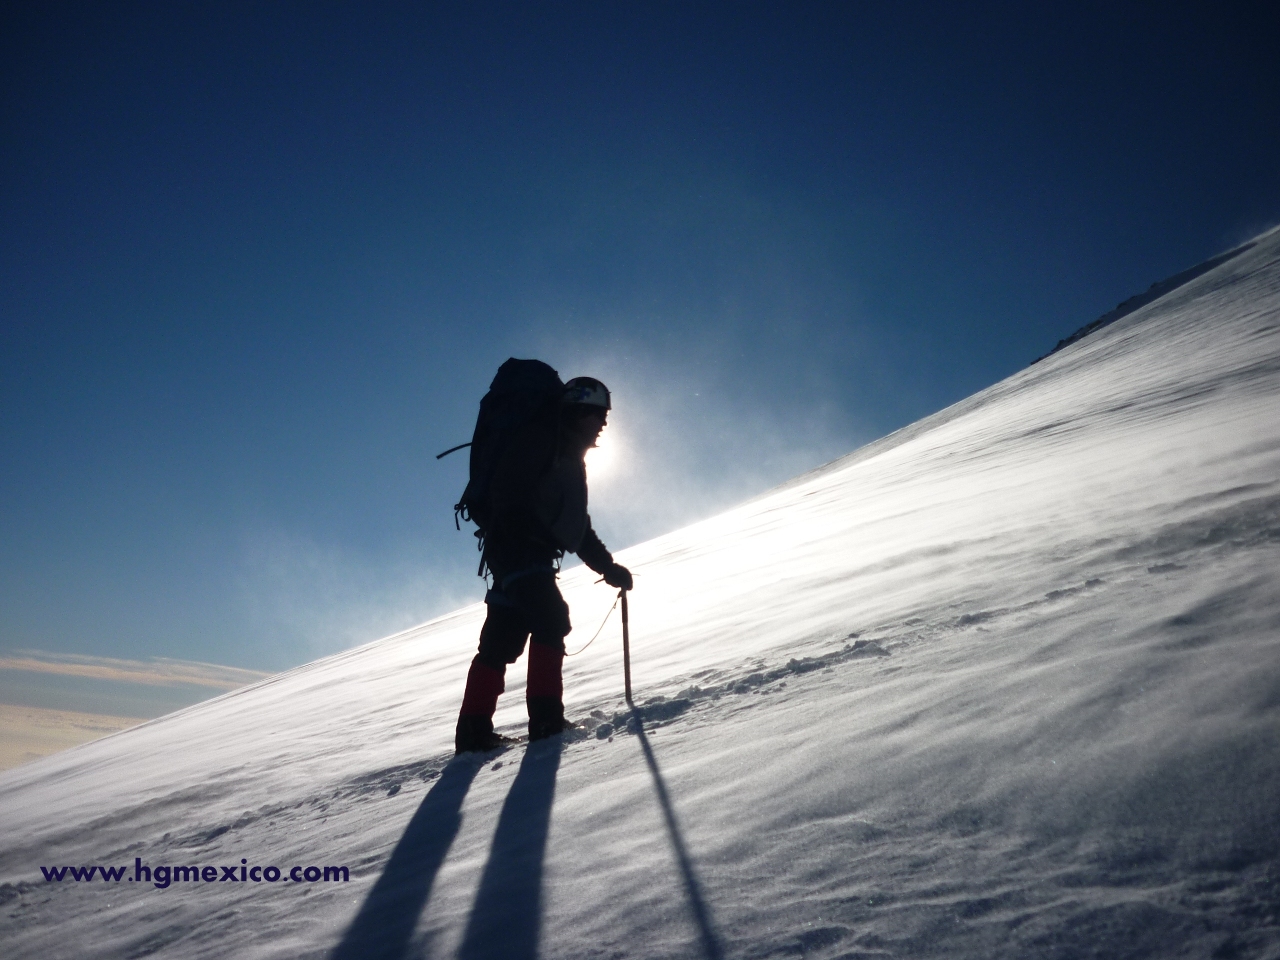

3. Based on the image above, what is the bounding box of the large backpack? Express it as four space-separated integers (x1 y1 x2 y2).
450 358 564 538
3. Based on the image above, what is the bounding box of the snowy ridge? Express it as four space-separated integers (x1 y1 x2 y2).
1032 234 1263 362
3 227 1280 959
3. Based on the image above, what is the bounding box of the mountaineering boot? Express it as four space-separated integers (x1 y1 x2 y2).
455 715 517 754
527 639 571 740
456 659 510 753
527 695 582 741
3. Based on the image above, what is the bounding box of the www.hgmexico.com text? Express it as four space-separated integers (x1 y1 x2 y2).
40 858 348 889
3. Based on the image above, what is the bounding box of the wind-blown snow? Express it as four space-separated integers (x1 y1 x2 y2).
3 228 1279 959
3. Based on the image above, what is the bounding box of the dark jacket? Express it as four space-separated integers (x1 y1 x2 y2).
483 417 613 576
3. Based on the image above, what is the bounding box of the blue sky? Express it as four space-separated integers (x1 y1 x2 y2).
2 1 1278 676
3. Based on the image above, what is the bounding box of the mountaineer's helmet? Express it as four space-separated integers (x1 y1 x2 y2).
562 377 611 411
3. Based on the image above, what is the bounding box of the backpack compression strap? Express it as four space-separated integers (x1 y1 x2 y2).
436 442 472 459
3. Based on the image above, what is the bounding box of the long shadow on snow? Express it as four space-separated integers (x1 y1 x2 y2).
632 710 726 960
458 739 564 960
331 758 481 960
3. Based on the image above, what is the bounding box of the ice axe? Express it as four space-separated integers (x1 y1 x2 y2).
576 583 632 703
621 588 633 706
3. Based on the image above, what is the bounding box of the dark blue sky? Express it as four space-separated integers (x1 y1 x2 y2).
3 2 1278 672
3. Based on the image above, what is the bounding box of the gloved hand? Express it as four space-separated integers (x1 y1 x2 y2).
602 562 633 591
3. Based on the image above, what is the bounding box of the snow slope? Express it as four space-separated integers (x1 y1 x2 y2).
3 227 1279 959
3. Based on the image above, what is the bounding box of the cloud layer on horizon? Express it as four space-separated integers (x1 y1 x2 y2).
0 650 270 690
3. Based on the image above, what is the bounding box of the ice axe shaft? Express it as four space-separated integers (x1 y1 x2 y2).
621 589 632 705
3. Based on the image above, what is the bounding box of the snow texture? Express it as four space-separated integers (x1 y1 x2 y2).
3 227 1280 959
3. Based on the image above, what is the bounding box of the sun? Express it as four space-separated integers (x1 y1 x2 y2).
585 423 618 481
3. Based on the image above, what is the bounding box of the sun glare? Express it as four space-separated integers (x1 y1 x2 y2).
585 424 618 481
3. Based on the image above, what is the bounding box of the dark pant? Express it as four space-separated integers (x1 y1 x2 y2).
458 568 571 730
475 570 572 671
